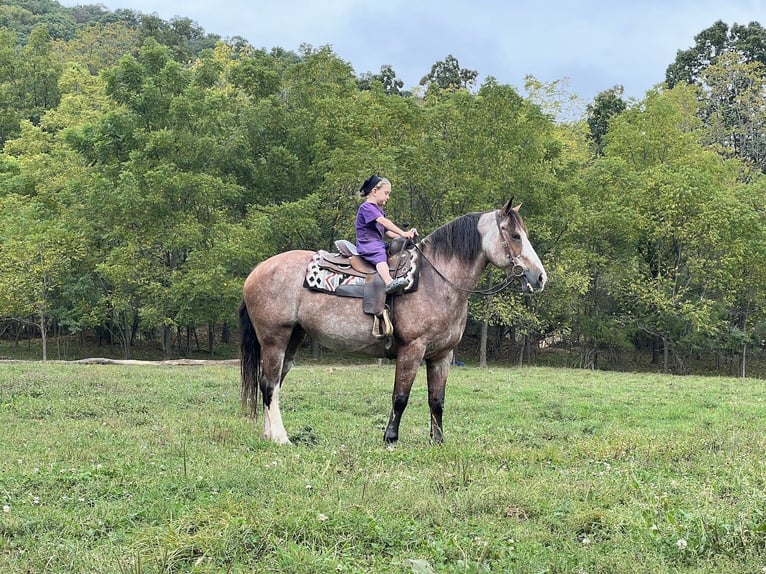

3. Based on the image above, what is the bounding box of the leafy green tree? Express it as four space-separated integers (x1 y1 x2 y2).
358 64 404 95
410 79 561 361
0 119 91 359
71 37 268 356
419 54 478 90
0 24 63 148
666 20 766 88
700 51 766 171
721 177 766 376
137 13 219 62
228 46 286 100
586 85 627 156
561 157 638 368
601 86 747 372
0 28 22 147
0 196 60 359
103 38 188 130
666 20 766 172
261 44 359 204
19 25 61 125
1 0 76 42
54 20 141 74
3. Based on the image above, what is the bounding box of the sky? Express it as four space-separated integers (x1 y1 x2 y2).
60 0 764 103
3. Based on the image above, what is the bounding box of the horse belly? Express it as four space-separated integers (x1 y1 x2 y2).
298 295 388 357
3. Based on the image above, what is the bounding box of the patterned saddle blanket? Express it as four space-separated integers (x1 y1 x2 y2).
304 239 420 297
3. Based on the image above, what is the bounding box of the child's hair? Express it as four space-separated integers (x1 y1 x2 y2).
360 175 390 197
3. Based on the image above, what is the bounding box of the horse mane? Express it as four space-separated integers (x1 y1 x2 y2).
423 212 483 264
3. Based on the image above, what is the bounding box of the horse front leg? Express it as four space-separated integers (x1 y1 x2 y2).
426 351 452 444
383 345 425 444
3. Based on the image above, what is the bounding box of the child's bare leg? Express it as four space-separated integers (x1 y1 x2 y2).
375 261 393 284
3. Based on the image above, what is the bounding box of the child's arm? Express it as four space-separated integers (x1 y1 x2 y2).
376 216 417 239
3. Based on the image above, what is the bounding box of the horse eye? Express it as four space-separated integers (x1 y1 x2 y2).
511 232 522 241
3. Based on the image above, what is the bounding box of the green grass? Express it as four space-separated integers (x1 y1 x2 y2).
1 361 765 573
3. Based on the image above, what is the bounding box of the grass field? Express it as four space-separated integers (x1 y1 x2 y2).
1 361 765 573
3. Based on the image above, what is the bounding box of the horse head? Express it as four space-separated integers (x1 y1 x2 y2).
489 199 547 293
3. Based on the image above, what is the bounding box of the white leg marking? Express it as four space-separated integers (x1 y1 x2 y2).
263 385 291 445
262 399 272 440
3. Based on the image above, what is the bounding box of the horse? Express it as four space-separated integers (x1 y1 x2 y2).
239 199 547 445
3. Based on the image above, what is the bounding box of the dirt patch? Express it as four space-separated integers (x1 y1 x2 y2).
72 357 240 366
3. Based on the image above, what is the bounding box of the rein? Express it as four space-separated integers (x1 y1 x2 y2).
412 212 527 296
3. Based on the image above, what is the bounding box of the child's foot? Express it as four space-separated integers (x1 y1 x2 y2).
385 277 408 293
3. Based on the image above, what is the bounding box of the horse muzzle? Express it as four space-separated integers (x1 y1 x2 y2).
513 263 547 293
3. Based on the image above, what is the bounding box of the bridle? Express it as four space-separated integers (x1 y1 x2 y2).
495 210 527 279
410 210 528 296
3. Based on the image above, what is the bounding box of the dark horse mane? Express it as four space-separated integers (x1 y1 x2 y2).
423 207 526 264
423 212 483 264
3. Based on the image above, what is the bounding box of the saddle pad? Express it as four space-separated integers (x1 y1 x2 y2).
304 250 420 294
304 254 366 293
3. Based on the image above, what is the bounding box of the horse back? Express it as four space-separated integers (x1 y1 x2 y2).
243 250 315 318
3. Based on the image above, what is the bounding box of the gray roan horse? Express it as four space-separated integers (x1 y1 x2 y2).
239 199 547 445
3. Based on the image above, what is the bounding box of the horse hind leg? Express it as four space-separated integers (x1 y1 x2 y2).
260 348 290 445
261 327 306 446
281 326 306 384
263 382 290 445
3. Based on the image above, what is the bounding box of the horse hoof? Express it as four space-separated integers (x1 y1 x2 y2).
264 433 293 446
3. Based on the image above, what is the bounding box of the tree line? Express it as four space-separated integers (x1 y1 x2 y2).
0 2 765 376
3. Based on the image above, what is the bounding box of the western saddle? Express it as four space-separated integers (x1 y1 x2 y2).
306 237 419 339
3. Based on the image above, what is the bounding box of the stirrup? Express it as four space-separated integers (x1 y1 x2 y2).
372 309 393 338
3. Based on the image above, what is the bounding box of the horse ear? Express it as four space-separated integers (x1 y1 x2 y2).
501 197 514 215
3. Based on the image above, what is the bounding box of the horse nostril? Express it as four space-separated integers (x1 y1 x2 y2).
539 273 546 286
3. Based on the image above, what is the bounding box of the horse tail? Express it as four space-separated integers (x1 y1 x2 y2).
239 299 261 417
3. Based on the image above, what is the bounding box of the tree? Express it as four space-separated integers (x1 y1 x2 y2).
666 20 766 88
601 86 747 372
0 28 22 147
700 51 766 172
103 38 188 130
562 156 639 368
53 21 141 75
721 178 766 376
0 120 91 359
586 85 627 156
19 25 61 125
419 54 478 90
666 20 766 172
665 20 730 89
358 64 404 95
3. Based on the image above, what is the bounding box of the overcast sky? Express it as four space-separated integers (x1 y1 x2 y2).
61 0 764 102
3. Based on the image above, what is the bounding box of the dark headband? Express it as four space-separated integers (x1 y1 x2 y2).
360 175 382 196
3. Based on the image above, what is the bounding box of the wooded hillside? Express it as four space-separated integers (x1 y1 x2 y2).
1 1 765 376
